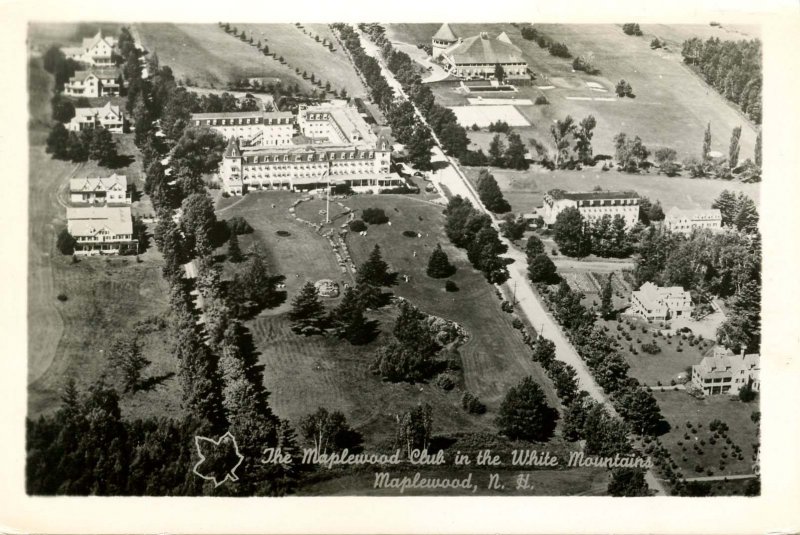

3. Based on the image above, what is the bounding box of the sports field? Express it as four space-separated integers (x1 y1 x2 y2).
463 166 761 214
387 23 760 161
450 104 531 128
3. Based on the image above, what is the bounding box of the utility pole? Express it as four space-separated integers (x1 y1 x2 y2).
512 280 518 306
324 160 332 224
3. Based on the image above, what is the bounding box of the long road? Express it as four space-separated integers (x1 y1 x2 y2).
352 25 667 495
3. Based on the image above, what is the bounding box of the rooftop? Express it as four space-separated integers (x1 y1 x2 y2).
70 174 127 192
666 207 722 219
191 110 292 120
443 32 525 65
548 189 640 201
66 205 132 237
70 67 122 82
433 23 458 42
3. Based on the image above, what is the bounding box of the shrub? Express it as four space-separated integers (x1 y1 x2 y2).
361 207 389 224
56 228 77 255
349 219 367 232
436 372 457 391
402 230 418 238
56 293 68 302
512 318 523 329
226 215 254 235
534 95 549 105
445 280 459 292
461 391 486 414
641 341 661 354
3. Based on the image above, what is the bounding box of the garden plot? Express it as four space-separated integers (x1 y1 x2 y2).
449 105 531 128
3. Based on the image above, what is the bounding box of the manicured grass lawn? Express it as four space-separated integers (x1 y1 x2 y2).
235 24 367 98
651 390 759 478
389 23 759 161
463 166 761 214
135 23 311 91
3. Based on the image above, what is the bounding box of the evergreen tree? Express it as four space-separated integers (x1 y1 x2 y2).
356 244 389 286
476 169 511 213
227 232 243 262
66 131 88 162
495 376 558 441
525 235 545 259
488 134 506 167
702 122 712 160
46 123 70 159
426 244 453 278
180 193 217 258
754 129 762 168
88 127 118 166
329 287 373 344
289 282 326 335
406 125 433 170
108 335 150 393
600 274 614 319
729 126 742 168
504 132 528 170
615 386 663 435
527 253 557 283
608 468 650 496
56 228 77 255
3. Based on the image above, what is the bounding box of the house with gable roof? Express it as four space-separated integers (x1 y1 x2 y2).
66 205 137 255
691 346 760 395
432 24 530 82
66 102 126 133
69 174 129 204
64 67 124 98
629 282 692 321
61 29 118 67
664 206 722 236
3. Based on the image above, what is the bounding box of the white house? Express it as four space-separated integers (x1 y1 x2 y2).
435 26 529 81
629 282 692 321
64 67 123 98
692 346 760 396
664 207 722 236
66 102 126 133
541 189 641 230
61 30 118 67
69 174 129 204
66 205 137 255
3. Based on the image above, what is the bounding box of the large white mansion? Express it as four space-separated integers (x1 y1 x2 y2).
194 101 402 195
61 30 118 68
541 190 641 229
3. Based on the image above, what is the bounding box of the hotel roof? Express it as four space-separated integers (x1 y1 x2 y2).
433 23 458 42
67 205 132 237
191 110 292 120
443 32 525 65
548 189 640 201
70 174 127 193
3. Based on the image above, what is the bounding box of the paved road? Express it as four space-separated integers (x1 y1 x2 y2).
351 25 667 495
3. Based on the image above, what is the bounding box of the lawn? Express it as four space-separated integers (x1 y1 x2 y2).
463 166 761 214
388 23 760 162
135 23 312 91
234 24 367 98
652 390 759 478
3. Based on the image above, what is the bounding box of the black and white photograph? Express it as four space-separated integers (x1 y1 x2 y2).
2 0 799 533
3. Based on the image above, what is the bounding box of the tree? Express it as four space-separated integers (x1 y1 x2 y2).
525 235 545 259
729 126 742 168
495 376 558 441
600 274 614 319
527 254 557 283
299 407 361 453
329 287 373 344
553 207 589 257
51 94 76 123
406 124 433 170
615 79 633 97
754 129 762 168
88 128 118 166
504 131 529 170
288 282 326 335
550 116 577 168
56 228 77 255
361 207 389 224
171 127 227 187
575 115 597 164
703 122 712 160
426 244 454 278
46 123 70 160
608 468 650 496
615 386 663 435
180 193 217 258
476 169 511 213
396 403 433 457
494 63 505 83
499 213 527 241
648 201 665 222
227 232 243 262
356 244 389 286
531 336 556 368
108 335 150 393
614 133 650 172
488 134 506 167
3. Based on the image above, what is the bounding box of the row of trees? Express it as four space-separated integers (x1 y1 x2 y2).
444 196 509 284
552 205 633 258
475 169 511 213
519 25 572 58
681 37 762 123
46 124 120 166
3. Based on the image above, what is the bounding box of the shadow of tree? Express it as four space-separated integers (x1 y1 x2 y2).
136 371 176 392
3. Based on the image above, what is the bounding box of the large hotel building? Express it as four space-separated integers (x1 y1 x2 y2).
191 102 401 195
541 190 641 229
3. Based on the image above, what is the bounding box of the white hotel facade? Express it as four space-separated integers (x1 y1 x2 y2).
541 190 641 229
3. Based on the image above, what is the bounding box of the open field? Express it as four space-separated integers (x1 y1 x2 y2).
234 24 367 98
463 166 761 214
388 23 759 161
653 390 759 478
135 23 312 91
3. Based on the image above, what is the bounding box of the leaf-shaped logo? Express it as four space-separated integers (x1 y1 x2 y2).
192 431 245 487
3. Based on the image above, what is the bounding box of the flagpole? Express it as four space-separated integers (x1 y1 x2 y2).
325 160 331 224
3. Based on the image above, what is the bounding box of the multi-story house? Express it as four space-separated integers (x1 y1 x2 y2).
629 282 692 321
65 102 126 133
66 206 137 255
198 101 400 195
541 189 641 229
69 174 129 204
64 67 124 98
692 346 760 396
61 30 117 67
664 207 723 236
